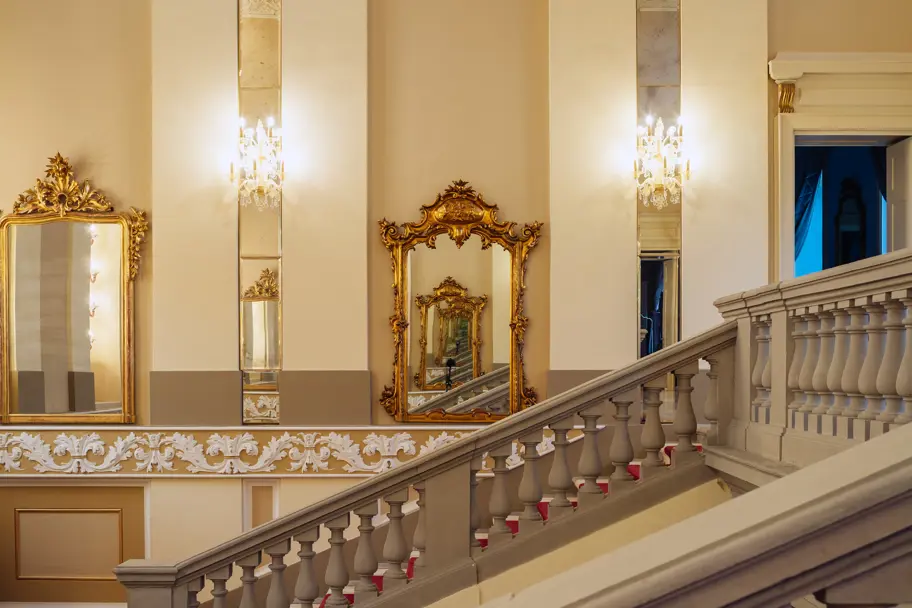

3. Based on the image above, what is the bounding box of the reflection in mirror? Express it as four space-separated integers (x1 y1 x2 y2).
241 300 280 369
405 236 512 417
9 223 123 415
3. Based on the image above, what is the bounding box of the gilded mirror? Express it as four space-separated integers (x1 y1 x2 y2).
0 154 148 424
380 180 542 422
413 277 486 391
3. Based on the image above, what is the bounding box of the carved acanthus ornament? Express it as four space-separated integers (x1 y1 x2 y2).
243 268 280 300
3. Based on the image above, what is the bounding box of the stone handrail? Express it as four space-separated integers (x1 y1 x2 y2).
713 250 911 466
115 320 736 607
715 248 912 319
408 365 509 414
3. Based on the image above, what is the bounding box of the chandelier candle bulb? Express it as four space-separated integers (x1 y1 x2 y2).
634 116 690 210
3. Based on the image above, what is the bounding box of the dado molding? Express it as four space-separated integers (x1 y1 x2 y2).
0 426 488 478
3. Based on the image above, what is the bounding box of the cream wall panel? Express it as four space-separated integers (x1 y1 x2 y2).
282 0 369 370
549 0 638 370
147 479 242 562
150 0 239 370
680 0 768 338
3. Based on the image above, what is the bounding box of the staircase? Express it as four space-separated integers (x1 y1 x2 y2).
115 250 912 608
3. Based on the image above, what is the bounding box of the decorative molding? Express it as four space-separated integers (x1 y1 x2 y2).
239 0 280 19
242 268 279 300
777 82 796 114
243 394 280 424
0 428 481 477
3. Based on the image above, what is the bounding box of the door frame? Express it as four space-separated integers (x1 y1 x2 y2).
777 115 912 280
770 52 912 280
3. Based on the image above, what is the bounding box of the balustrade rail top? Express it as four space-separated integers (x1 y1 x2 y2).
715 248 912 320
115 320 737 587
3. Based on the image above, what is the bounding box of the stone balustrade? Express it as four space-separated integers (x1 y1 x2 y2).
716 249 912 464
114 322 736 607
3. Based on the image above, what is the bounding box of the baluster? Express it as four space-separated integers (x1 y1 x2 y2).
609 399 635 488
673 366 697 455
842 303 867 422
353 502 379 602
751 317 769 417
470 457 483 548
187 576 204 608
702 358 721 444
825 308 850 418
641 383 665 469
412 482 427 576
265 539 291 608
293 528 321 607
877 297 905 424
547 418 575 519
518 430 545 521
787 311 808 413
325 513 351 607
237 551 262 608
811 310 835 418
382 488 410 590
761 320 773 415
207 565 232 608
577 406 604 507
798 309 821 417
859 299 886 424
895 292 912 426
487 444 513 546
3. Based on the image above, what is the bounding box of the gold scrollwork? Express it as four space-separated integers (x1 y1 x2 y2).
0 154 149 424
414 277 487 390
379 180 542 422
778 82 796 114
243 268 280 300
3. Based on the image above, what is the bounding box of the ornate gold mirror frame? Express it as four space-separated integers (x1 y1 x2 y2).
379 180 542 422
414 277 486 390
0 154 149 424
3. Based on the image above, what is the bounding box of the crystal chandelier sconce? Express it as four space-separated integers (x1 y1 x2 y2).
231 117 284 212
634 116 690 210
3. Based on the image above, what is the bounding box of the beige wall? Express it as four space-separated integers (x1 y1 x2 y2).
150 0 238 373
0 0 152 420
681 0 769 338
368 0 550 420
282 0 369 371
549 0 638 372
769 0 912 54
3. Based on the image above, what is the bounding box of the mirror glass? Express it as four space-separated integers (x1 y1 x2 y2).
8 222 123 415
241 300 280 370
406 234 512 416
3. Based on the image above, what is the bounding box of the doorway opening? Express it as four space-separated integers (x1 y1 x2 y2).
638 252 680 358
794 136 907 277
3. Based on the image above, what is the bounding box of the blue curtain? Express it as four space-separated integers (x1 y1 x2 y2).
795 148 829 257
